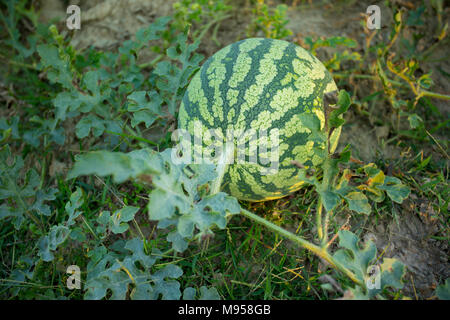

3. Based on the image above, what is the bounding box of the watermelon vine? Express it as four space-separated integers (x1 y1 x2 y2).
68 88 410 299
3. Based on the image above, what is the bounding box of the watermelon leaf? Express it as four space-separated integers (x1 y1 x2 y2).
435 279 450 300
319 188 341 212
148 150 241 251
328 90 351 129
110 206 139 234
67 149 161 184
377 176 410 204
127 90 162 128
0 145 58 229
367 258 405 298
37 225 71 262
342 191 371 215
154 33 204 115
68 148 240 253
183 286 221 300
37 43 74 89
333 231 405 298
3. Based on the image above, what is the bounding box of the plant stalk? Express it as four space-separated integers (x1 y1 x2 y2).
240 208 363 286
332 72 450 100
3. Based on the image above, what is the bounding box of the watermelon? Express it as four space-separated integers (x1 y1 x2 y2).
178 38 340 202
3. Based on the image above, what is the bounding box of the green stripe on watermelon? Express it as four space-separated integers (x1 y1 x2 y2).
178 38 339 202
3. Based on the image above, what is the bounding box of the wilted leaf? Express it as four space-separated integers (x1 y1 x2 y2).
148 149 240 252
319 188 341 212
127 90 162 128
37 44 73 89
343 191 371 215
154 33 203 114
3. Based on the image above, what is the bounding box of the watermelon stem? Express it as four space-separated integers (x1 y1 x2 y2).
240 208 363 287
211 143 235 194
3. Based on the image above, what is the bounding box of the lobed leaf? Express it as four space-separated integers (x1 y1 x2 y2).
435 279 450 300
67 149 160 183
84 238 183 300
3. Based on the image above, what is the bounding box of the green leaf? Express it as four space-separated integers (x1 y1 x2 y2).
198 286 220 300
0 205 22 220
148 185 189 221
335 145 351 164
0 145 55 229
84 253 131 300
110 206 139 234
0 116 20 140
407 113 423 129
342 286 370 300
406 5 425 26
182 287 196 300
124 238 159 269
96 211 110 237
334 231 405 298
75 114 105 138
333 230 377 284
377 176 410 204
167 231 189 252
67 149 160 183
69 148 240 254
177 192 241 238
436 279 450 300
69 227 86 242
135 16 171 46
151 264 183 300
360 258 406 299
328 90 351 129
30 188 58 216
7 255 36 297
127 91 162 128
368 258 405 298
340 190 371 215
53 91 77 121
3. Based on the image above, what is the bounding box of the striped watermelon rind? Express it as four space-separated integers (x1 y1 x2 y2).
178 38 340 202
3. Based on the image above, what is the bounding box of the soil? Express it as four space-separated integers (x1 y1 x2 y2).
40 0 449 299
